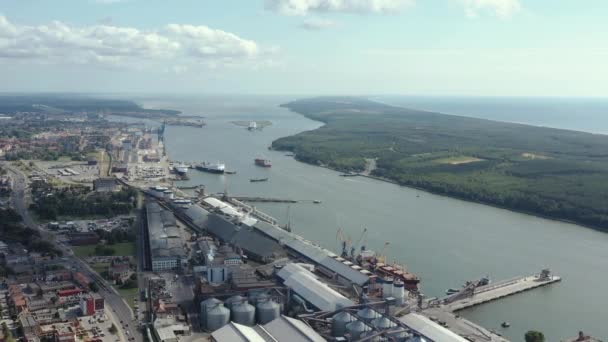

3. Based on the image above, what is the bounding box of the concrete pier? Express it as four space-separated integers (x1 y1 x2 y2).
446 274 561 312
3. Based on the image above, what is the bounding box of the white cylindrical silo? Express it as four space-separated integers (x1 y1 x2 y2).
382 278 393 299
393 279 405 305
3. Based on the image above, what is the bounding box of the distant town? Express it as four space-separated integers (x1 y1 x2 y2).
0 96 600 342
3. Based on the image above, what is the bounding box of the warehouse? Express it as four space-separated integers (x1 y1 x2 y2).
277 263 354 312
211 316 326 342
146 201 186 272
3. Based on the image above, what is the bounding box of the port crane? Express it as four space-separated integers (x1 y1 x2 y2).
336 228 351 259
351 228 368 259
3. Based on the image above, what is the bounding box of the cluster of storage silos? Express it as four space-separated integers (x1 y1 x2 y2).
200 295 281 332
381 277 407 305
331 307 415 342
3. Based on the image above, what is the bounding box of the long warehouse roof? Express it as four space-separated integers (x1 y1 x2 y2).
399 313 470 342
277 263 354 312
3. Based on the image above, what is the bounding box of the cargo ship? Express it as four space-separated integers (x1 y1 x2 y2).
255 158 271 167
173 163 189 175
196 162 225 174
374 263 420 291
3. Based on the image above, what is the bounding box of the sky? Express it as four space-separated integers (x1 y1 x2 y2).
1 0 607 96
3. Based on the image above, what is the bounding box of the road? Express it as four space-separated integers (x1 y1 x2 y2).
3 162 144 342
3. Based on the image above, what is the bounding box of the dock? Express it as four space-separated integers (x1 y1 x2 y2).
445 273 561 312
232 196 297 203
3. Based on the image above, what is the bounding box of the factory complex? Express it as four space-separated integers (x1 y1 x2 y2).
138 185 563 342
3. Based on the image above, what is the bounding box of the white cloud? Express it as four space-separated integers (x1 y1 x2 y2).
265 0 412 15
458 0 522 18
299 18 337 30
0 15 266 69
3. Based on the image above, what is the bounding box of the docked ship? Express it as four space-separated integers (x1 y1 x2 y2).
374 264 421 291
196 162 225 174
173 163 189 175
255 158 272 167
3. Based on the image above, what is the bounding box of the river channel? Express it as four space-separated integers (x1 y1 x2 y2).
139 95 607 341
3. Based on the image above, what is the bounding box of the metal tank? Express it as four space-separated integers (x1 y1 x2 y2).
225 295 246 309
200 297 221 329
360 330 385 342
250 293 269 306
346 320 371 340
371 316 396 330
331 311 355 337
382 278 393 299
393 279 406 305
206 304 230 331
387 330 412 342
231 301 256 326
357 307 380 323
256 299 280 324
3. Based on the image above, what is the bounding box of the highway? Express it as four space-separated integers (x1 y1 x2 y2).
3 162 144 342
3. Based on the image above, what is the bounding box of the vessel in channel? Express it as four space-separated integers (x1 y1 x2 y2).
196 162 225 174
255 158 271 167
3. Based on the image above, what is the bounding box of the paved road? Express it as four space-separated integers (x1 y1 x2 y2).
3 163 144 342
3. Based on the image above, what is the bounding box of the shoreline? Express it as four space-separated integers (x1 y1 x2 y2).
270 105 607 234
280 153 607 233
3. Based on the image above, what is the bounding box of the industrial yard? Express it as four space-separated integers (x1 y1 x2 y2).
135 182 564 342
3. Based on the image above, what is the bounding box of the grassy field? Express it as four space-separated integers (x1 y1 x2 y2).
117 287 139 309
91 262 110 275
72 242 136 257
272 97 608 231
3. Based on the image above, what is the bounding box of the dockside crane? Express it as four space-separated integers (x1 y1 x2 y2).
376 241 390 264
351 228 368 259
336 228 350 259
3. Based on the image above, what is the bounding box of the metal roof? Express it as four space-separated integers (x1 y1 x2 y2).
398 313 469 342
146 201 185 259
254 221 368 286
277 263 354 312
211 322 275 342
263 316 326 342
181 204 284 261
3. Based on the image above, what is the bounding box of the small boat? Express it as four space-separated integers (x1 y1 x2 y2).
250 178 268 182
501 322 510 328
446 288 460 295
339 173 358 177
313 200 322 204
248 121 257 130
225 170 237 174
285 153 295 157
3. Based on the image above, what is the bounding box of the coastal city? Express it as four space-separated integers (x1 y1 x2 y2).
0 98 600 342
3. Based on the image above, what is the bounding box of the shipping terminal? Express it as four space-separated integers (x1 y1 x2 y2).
138 183 563 342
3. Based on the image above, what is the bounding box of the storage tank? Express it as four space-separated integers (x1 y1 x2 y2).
360 330 384 342
331 311 355 337
346 320 371 340
231 301 256 326
225 295 246 309
393 280 406 305
357 307 380 323
382 278 393 299
200 297 221 329
250 293 269 306
371 316 396 330
387 330 412 342
206 304 230 331
256 299 280 324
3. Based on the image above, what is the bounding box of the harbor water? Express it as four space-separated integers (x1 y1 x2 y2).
142 95 607 341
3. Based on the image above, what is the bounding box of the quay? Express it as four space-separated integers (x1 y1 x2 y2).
232 196 297 203
444 271 561 312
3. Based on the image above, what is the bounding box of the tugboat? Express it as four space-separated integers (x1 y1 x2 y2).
501 322 511 328
196 162 225 174
255 158 272 167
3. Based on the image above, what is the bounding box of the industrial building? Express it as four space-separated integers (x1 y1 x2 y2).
146 201 187 272
211 315 326 342
277 263 354 312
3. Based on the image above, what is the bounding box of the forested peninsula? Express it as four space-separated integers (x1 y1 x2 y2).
272 97 608 231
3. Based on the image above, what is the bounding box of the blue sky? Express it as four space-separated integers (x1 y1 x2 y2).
1 0 607 96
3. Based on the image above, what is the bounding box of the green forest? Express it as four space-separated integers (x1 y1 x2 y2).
272 97 608 231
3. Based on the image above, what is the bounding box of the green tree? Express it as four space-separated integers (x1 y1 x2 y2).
109 323 118 335
525 330 545 342
89 282 99 292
